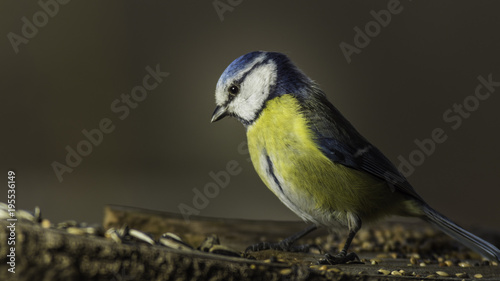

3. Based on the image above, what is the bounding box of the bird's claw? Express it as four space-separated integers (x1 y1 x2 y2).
316 252 360 265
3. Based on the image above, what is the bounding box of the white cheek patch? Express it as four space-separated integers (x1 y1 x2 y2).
215 54 267 106
229 62 277 122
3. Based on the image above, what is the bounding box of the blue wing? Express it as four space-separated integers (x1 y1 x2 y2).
296 90 424 203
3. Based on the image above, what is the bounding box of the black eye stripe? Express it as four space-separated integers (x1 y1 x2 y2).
233 59 270 86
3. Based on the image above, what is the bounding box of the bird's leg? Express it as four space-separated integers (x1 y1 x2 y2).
317 229 360 264
246 225 319 253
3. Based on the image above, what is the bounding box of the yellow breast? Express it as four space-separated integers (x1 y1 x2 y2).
246 94 403 224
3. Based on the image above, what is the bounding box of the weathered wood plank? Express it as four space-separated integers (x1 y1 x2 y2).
0 204 498 281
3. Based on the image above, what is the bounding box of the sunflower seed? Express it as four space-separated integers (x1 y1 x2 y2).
159 233 193 251
378 269 390 275
105 228 122 243
199 234 220 252
129 229 155 245
209 245 241 257
436 271 449 277
279 269 292 275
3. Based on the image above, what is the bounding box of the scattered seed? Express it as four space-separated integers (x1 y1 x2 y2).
83 226 102 236
41 219 51 228
410 257 418 265
129 229 155 245
459 262 472 267
321 265 331 271
159 233 193 251
371 260 378 265
198 234 220 252
34 206 42 222
455 272 468 278
419 262 427 267
391 270 402 276
327 268 341 273
250 264 256 270
16 209 36 222
474 273 483 279
57 220 78 229
164 232 181 241
436 271 449 277
492 261 498 266
444 260 453 267
66 227 86 236
115 225 129 240
378 269 390 275
279 269 292 275
209 245 241 257
105 228 122 243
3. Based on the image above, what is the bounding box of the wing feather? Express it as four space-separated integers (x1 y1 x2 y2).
295 89 424 202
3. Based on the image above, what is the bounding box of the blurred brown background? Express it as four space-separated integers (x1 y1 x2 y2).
1 1 499 231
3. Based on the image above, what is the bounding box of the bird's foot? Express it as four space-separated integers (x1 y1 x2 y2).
245 240 318 253
316 252 360 265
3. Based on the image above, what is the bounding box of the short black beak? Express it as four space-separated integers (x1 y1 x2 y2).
211 105 228 123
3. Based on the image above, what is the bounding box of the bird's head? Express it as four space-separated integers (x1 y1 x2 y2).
211 51 313 126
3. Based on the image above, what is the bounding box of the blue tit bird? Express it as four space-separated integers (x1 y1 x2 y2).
211 51 500 264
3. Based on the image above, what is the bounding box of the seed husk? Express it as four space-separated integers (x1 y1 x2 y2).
459 262 472 267
41 219 51 228
66 227 86 236
328 268 341 273
57 220 78 229
444 260 453 267
209 245 241 257
198 234 220 252
34 206 42 222
105 228 122 243
378 269 390 275
279 269 292 275
436 271 449 277
129 229 155 245
159 233 193 251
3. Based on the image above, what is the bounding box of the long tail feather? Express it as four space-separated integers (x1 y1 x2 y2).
423 206 500 261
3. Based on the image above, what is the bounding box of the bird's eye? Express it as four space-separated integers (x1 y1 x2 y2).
228 85 239 96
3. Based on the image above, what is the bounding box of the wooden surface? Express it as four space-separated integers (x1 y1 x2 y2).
0 204 499 280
